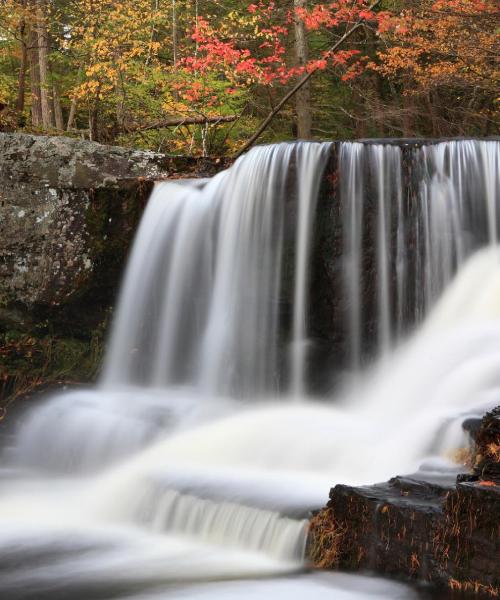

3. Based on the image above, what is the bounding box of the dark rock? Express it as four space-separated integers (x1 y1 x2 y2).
435 480 500 595
463 418 484 438
472 407 500 481
308 406 500 597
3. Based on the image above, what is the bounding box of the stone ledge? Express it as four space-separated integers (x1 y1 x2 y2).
0 132 226 189
308 407 500 597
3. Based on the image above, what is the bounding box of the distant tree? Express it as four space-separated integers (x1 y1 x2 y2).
373 0 499 135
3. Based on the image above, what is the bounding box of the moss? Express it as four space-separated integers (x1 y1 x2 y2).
0 326 105 415
308 507 346 569
448 578 499 597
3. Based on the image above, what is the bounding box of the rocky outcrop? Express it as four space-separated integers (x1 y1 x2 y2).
0 133 224 314
308 407 500 597
0 133 225 405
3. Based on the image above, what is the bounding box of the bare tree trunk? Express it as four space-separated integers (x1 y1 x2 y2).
294 0 312 139
172 0 178 66
53 84 64 130
127 114 238 131
427 91 439 137
89 89 101 141
16 0 28 115
66 66 83 130
36 0 55 129
115 63 126 133
66 96 77 130
28 27 42 126
401 85 413 137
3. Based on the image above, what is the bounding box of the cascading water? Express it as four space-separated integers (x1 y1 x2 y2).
102 142 331 397
290 143 332 396
1 139 499 600
340 139 500 369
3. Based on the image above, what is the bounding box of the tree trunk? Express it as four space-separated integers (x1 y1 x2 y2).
67 66 83 130
89 90 101 141
235 0 382 158
115 66 126 132
16 0 28 115
294 0 312 139
28 27 42 127
172 0 178 66
36 0 55 129
53 84 64 131
127 114 238 131
66 96 77 130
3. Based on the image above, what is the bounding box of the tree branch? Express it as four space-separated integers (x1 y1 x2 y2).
234 0 382 158
126 114 238 132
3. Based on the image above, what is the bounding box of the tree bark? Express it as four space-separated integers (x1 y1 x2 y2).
172 0 178 66
16 0 28 115
36 0 55 129
89 88 101 141
294 0 312 139
53 84 64 131
116 67 126 131
66 66 83 131
66 96 77 130
28 27 42 127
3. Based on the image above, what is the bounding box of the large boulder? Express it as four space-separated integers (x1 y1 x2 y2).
0 133 224 404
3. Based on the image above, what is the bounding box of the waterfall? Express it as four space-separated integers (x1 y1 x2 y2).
340 144 402 364
2 138 499 599
102 142 331 397
340 142 364 371
290 143 332 396
340 139 499 369
133 486 308 561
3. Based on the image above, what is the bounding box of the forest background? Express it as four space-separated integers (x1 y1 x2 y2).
0 0 498 156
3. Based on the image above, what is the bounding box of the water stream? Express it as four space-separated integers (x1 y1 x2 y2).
1 139 499 599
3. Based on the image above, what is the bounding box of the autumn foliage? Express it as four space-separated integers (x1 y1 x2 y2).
0 0 497 154
378 0 498 92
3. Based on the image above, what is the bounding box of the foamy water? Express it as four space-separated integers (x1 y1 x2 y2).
1 140 498 599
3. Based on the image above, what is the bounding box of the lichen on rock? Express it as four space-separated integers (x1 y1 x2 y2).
0 132 225 408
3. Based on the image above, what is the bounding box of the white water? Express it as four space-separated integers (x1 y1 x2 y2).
103 144 292 394
1 139 499 599
341 139 500 369
290 143 332 396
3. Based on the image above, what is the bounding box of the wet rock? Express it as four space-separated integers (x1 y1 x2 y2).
436 480 499 595
309 476 453 577
308 406 500 597
472 407 500 481
0 133 225 314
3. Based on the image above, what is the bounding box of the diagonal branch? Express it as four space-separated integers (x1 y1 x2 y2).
234 0 382 158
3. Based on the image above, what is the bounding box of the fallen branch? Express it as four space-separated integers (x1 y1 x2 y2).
234 0 381 158
127 115 238 132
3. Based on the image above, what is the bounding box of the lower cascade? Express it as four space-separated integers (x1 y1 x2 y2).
1 139 499 599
